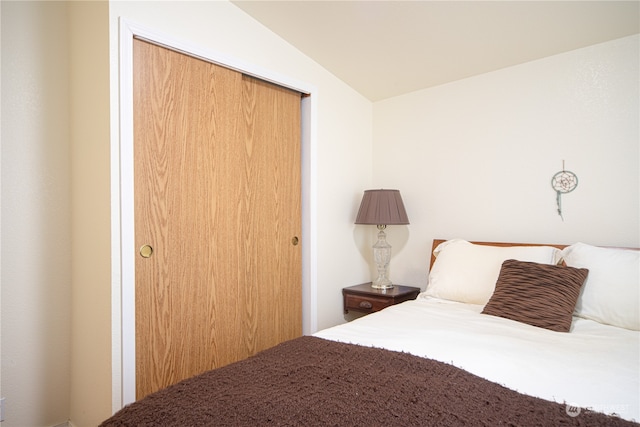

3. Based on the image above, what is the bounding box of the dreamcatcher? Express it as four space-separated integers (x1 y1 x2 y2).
551 161 578 221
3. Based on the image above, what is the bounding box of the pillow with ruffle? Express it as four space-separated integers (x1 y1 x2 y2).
482 259 588 332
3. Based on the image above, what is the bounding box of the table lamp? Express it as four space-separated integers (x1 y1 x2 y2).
355 189 409 289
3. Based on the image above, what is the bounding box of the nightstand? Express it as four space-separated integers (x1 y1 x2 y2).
343 283 421 315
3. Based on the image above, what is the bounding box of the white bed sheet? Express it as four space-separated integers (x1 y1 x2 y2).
314 295 640 422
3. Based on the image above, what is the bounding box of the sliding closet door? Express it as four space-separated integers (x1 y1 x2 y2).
133 38 302 399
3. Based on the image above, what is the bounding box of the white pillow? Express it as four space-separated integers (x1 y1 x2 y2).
426 239 562 305
562 242 639 330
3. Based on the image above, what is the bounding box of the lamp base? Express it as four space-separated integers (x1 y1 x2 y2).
371 227 393 290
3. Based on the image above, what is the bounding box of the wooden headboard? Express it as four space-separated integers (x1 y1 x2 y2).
429 239 568 270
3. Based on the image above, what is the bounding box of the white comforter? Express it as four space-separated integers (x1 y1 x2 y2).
314 295 640 422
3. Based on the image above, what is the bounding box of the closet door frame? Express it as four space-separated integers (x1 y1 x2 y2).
112 18 317 410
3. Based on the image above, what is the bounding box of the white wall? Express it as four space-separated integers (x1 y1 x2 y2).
1 2 72 427
373 35 640 289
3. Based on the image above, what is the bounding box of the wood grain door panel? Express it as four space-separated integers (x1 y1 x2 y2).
133 39 301 399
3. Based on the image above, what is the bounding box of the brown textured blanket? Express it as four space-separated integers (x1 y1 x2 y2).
101 336 636 426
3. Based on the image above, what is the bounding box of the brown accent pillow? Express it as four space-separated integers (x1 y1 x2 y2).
482 259 589 332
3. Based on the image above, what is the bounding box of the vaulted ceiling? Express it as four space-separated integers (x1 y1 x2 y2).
233 1 640 101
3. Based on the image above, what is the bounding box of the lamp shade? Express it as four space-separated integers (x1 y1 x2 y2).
355 189 409 225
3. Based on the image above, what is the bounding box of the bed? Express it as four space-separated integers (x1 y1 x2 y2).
101 239 639 426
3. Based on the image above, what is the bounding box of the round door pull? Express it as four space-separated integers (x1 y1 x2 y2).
291 236 299 246
140 244 153 258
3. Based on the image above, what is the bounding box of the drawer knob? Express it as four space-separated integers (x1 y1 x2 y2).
359 301 372 309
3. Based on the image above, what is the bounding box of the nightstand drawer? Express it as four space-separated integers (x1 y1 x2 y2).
345 294 394 314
